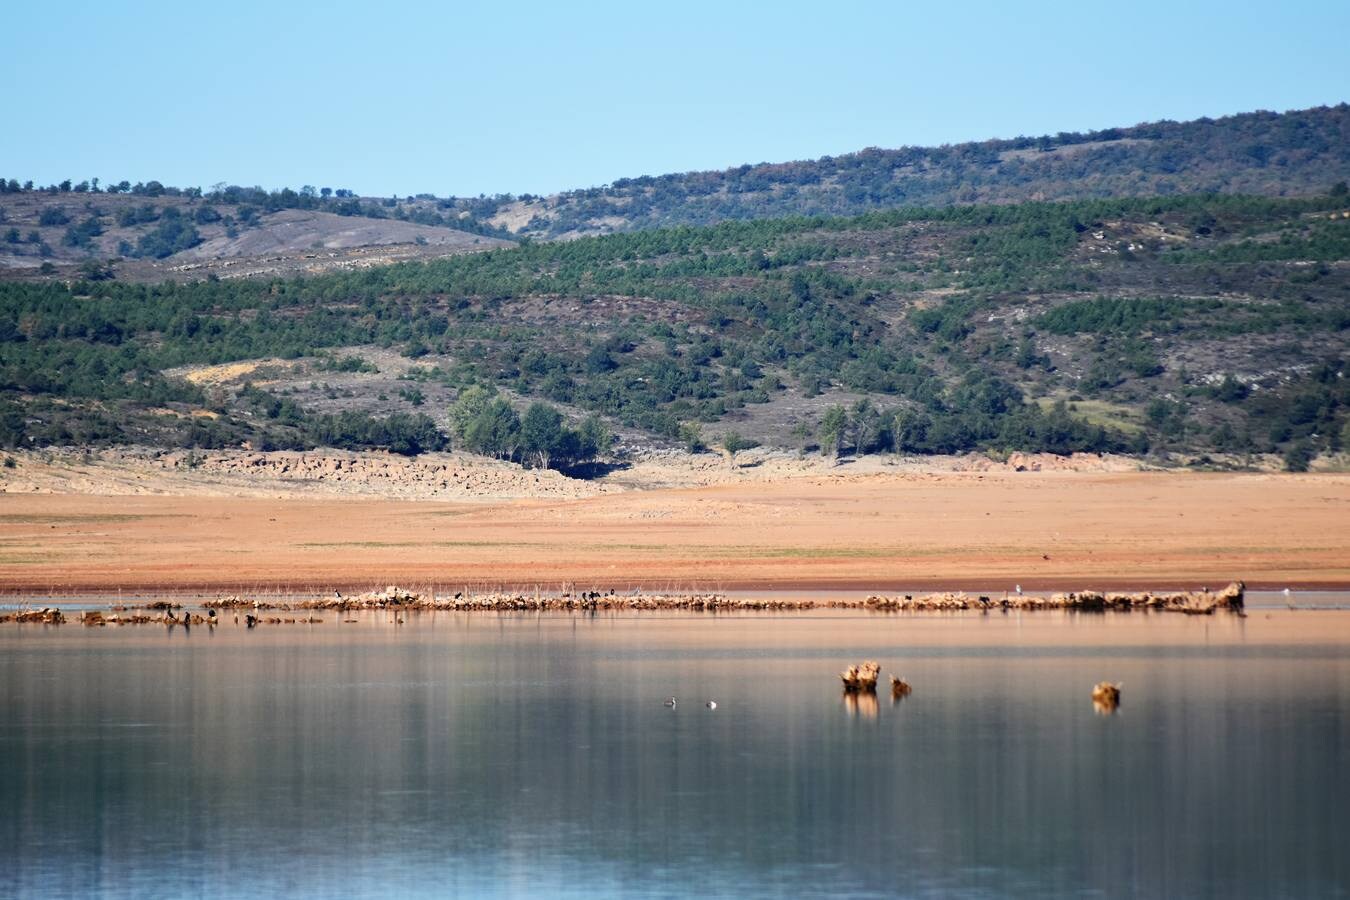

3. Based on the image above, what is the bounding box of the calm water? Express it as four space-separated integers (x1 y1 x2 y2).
2 609 1348 898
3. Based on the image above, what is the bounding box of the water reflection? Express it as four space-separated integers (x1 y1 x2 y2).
1 609 1348 898
842 690 879 719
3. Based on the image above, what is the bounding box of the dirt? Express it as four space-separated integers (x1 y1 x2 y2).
0 446 1142 500
178 209 503 260
0 448 609 501
0 448 1346 594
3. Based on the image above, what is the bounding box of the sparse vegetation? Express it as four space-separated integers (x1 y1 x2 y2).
317 354 378 374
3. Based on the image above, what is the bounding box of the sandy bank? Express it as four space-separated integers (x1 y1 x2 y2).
0 462 1346 593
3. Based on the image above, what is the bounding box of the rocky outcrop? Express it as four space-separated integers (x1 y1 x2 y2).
0 607 66 624
1092 682 1122 713
0 447 610 501
156 450 606 500
4 581 1250 629
841 661 881 692
214 587 800 613
862 581 1245 614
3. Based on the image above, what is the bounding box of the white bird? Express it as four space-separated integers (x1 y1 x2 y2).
706 701 717 710
1015 584 1023 595
1283 587 1294 608
664 697 677 708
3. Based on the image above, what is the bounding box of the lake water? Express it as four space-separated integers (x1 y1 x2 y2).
2 608 1348 898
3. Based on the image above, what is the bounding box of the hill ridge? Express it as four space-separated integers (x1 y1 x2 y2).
481 104 1349 237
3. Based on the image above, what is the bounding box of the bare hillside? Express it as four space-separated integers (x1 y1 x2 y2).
181 209 502 259
0 191 511 283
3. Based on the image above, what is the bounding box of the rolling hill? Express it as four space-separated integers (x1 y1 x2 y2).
1 105 1346 281
0 189 511 283
1 191 1345 469
476 104 1350 238
0 104 1347 470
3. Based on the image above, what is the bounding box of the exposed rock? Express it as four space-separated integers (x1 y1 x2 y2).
862 581 1244 614
5 582 1249 629
841 661 881 692
0 607 66 624
1092 682 1122 713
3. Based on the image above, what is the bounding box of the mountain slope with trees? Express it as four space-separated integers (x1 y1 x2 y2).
0 182 511 283
2 105 1345 278
481 105 1350 238
1 190 1346 469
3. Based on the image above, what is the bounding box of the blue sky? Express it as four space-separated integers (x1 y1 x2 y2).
3 0 1347 197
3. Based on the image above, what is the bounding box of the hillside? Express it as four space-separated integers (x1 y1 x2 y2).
3 106 1344 280
481 105 1350 238
1 191 1346 469
0 188 512 283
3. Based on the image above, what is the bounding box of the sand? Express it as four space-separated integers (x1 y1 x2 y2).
2 467 1347 594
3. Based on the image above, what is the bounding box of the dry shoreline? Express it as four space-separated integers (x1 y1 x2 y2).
2 458 1348 595
4 578 1346 598
0 583 1255 629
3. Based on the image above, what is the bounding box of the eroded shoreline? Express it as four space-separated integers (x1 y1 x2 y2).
1 581 1257 626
